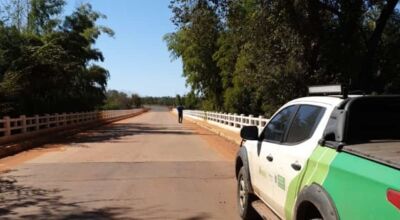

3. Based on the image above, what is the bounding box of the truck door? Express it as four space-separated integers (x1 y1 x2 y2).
267 104 328 217
253 105 299 214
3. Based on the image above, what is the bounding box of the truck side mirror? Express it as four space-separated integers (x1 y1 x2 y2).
240 126 259 140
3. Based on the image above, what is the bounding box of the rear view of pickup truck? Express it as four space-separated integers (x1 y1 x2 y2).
236 95 400 220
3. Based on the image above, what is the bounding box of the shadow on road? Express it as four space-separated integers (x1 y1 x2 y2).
0 170 133 220
0 170 213 220
66 123 197 144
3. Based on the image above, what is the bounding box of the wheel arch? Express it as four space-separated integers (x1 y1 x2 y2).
235 147 253 193
295 183 339 220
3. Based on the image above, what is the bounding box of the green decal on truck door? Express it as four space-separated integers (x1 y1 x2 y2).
284 146 338 219
276 175 286 191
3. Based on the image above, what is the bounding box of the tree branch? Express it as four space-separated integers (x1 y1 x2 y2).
360 0 399 92
317 0 340 15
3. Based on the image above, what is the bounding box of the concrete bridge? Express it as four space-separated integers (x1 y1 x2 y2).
0 107 242 219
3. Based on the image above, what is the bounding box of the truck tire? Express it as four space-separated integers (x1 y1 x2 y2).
237 166 258 220
295 184 338 220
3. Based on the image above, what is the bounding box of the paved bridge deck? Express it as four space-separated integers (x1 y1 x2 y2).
0 107 240 220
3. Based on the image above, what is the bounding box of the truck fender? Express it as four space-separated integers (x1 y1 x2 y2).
294 184 339 220
235 146 253 193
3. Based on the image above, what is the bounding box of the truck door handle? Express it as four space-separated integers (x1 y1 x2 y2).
291 162 301 171
266 155 273 162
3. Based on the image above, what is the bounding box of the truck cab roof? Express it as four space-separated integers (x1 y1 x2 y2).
287 96 344 107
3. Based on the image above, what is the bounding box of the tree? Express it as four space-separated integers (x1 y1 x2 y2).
131 93 142 108
167 0 400 116
0 0 30 30
141 96 176 106
183 91 200 109
102 90 132 110
360 0 400 92
0 2 114 116
27 0 65 34
165 0 223 110
175 94 182 106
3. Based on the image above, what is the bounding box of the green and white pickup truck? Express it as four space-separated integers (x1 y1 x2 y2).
235 94 400 220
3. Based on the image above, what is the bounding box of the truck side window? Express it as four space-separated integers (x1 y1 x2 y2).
263 105 298 142
285 105 325 143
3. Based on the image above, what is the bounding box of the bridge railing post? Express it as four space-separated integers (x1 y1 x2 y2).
21 115 27 133
240 114 244 128
55 113 59 127
45 114 50 128
70 113 74 124
67 113 72 125
34 115 39 130
249 115 254 126
62 113 66 126
4 116 11 136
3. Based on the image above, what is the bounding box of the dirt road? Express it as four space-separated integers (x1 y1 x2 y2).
0 107 240 220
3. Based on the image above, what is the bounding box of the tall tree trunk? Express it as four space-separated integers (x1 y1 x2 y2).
360 0 399 92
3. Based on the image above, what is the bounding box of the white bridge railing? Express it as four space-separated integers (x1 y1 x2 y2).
183 110 269 132
0 109 144 141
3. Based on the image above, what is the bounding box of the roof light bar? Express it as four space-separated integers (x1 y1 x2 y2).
308 85 342 95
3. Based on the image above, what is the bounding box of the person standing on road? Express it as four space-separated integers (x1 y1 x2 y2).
177 105 184 123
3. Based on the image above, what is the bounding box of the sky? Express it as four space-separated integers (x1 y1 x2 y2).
64 0 188 97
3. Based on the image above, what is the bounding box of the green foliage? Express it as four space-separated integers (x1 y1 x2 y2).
175 94 182 105
27 0 65 34
141 96 176 106
167 0 400 116
0 1 113 117
183 91 200 109
130 93 142 108
141 93 200 109
102 90 141 110
165 0 223 110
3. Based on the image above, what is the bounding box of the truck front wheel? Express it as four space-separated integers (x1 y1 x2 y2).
237 166 258 220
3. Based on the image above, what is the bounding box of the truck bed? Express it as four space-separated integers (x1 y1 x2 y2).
343 141 400 170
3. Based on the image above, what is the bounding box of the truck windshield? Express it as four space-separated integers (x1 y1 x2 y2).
347 96 400 144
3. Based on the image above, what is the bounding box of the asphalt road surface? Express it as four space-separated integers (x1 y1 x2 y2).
0 106 240 220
